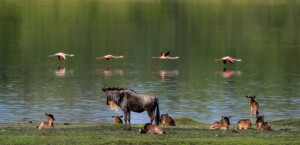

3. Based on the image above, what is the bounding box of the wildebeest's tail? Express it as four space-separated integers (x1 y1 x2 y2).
256 110 259 116
155 98 160 125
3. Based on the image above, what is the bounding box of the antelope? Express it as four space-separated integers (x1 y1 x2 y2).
209 116 232 130
237 119 252 130
246 95 259 118
139 123 165 135
256 115 272 131
37 113 55 130
160 113 176 126
112 115 123 125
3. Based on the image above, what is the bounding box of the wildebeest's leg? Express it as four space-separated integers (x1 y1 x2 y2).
147 110 154 124
124 111 131 130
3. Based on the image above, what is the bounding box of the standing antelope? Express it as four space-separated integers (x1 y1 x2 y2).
246 95 259 118
209 116 232 130
237 119 252 130
256 115 272 131
37 113 55 130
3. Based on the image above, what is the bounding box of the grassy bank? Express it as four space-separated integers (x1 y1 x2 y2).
1 117 299 145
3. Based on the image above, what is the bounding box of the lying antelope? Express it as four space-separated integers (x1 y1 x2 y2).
209 116 232 130
256 115 272 131
160 114 176 126
246 95 259 118
37 113 55 130
237 119 252 130
139 123 165 135
112 115 123 125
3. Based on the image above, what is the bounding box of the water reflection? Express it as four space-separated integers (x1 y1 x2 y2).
217 68 241 79
55 66 66 77
153 70 179 80
96 68 124 76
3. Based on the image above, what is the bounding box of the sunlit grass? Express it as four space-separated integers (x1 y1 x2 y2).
1 118 299 145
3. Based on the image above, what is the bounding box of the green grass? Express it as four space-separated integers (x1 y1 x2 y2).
1 117 300 145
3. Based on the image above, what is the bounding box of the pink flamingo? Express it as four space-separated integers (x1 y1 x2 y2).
152 51 179 59
96 55 125 60
215 56 242 64
49 52 74 61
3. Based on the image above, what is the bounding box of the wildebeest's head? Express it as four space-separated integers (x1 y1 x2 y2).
222 116 231 125
256 115 264 124
102 87 125 111
45 113 55 121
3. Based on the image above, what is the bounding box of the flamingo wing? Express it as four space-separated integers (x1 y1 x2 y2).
165 51 170 56
58 55 65 61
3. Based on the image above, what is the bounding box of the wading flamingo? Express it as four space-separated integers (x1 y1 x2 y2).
96 55 125 60
152 51 179 59
215 56 242 64
49 52 74 61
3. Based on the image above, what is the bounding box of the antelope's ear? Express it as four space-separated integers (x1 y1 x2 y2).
45 113 48 116
120 116 123 118
253 96 256 98
112 116 114 118
246 95 248 98
222 116 224 118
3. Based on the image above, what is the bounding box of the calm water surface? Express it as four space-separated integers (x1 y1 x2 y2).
0 0 300 124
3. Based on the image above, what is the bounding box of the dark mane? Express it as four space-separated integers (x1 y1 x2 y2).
102 87 137 93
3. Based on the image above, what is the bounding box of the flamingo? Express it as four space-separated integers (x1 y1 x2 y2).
96 55 125 60
152 51 179 59
215 56 242 64
49 52 74 61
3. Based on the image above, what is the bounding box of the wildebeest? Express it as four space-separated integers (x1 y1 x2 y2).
256 115 272 131
139 123 165 135
102 87 160 130
209 116 232 130
37 113 55 130
246 95 259 118
160 113 176 126
237 119 252 130
112 115 123 125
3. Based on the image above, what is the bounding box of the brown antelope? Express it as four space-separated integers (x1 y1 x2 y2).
139 123 165 135
112 115 123 125
209 116 232 130
37 113 55 130
256 115 272 131
246 95 259 118
237 119 252 130
160 113 176 126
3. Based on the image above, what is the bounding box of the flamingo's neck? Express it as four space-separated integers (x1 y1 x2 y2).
66 54 74 57
233 59 242 62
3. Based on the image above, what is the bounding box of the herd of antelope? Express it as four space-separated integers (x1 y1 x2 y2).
37 95 271 134
209 95 272 131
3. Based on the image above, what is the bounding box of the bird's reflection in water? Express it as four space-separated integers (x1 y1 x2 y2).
55 66 65 77
218 68 242 79
153 70 179 80
96 68 124 76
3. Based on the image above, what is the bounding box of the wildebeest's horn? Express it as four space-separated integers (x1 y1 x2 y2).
102 88 107 92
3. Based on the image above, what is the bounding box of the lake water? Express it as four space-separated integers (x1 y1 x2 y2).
0 0 299 124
